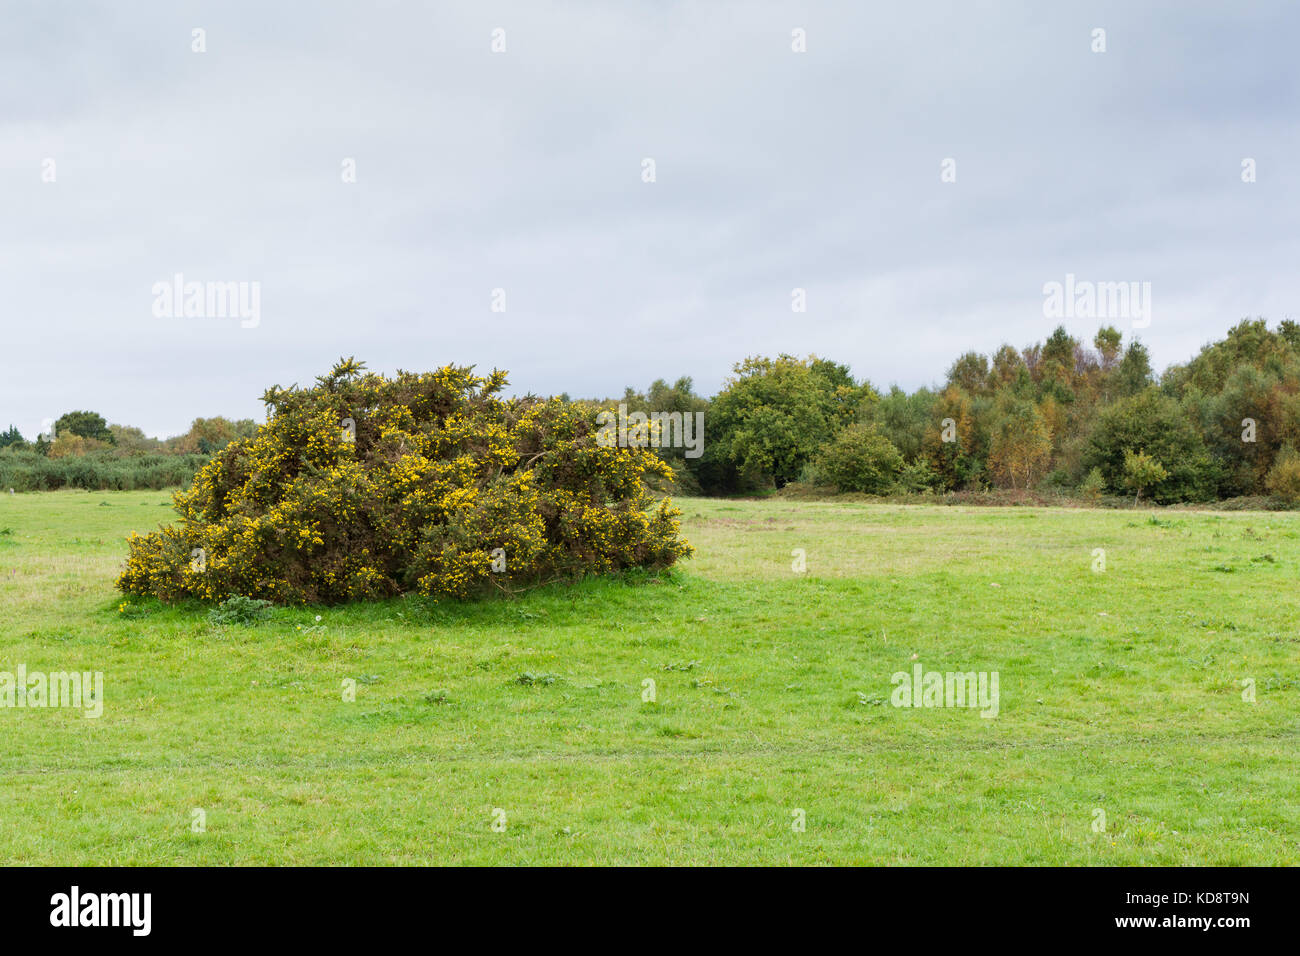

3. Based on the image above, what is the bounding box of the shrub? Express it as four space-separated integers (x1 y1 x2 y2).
48 433 112 459
1265 446 1300 503
119 359 693 605
894 458 939 494
795 459 828 488
1078 467 1106 502
816 423 904 494
207 595 272 627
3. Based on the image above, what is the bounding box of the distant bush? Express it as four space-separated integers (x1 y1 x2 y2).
1176 495 1291 512
1264 446 1300 503
0 450 209 492
893 458 939 494
48 434 112 458
1078 467 1106 502
166 417 261 455
816 423 904 494
1082 389 1218 503
119 359 693 605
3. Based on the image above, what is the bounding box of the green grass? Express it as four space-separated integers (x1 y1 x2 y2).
1 489 1297 864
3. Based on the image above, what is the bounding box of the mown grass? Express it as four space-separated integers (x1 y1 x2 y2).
0 490 1296 864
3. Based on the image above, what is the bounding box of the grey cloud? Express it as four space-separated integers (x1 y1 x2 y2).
1 0 1296 437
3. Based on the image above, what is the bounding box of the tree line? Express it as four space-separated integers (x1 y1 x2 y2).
7 318 1300 503
600 318 1300 505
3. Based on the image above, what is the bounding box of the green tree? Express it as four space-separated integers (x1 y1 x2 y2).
895 458 939 493
109 425 164 457
870 386 936 461
990 345 1026 388
1041 326 1078 375
702 354 875 491
1082 389 1217 502
921 385 984 490
1196 364 1276 495
606 376 709 493
1078 466 1106 501
1279 319 1300 350
1114 341 1153 396
1122 449 1168 505
54 410 114 444
1164 319 1290 395
946 352 990 395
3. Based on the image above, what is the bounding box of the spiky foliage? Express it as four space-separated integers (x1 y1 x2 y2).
119 359 692 604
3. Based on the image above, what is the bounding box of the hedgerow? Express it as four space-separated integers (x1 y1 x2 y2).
0 451 209 492
117 359 692 604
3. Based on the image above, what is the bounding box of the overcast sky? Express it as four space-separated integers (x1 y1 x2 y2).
2 0 1297 439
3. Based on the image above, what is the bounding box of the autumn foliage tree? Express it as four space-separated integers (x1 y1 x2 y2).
988 401 1052 490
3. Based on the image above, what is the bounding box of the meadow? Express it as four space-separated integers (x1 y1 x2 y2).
0 489 1296 865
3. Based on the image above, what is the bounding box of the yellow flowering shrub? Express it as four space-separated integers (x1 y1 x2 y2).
118 358 693 604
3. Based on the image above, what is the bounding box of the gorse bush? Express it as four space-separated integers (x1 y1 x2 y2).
118 359 693 604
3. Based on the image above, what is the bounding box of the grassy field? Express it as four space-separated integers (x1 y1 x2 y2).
0 489 1296 865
